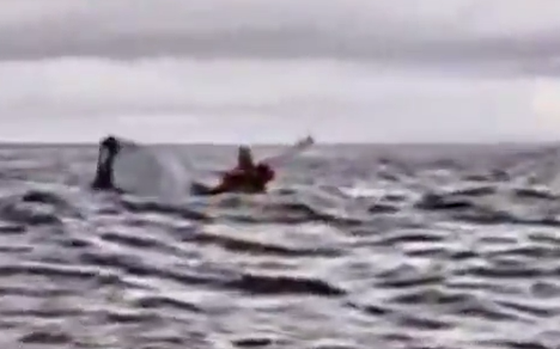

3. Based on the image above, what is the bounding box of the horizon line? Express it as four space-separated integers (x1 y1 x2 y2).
0 140 559 147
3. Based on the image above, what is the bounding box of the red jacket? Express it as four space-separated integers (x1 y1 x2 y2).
209 163 275 195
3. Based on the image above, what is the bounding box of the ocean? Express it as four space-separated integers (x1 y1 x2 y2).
1 142 560 349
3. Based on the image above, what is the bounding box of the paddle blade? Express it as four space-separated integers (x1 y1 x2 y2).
261 135 316 167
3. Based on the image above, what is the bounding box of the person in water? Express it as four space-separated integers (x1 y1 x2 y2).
203 146 275 195
91 136 275 195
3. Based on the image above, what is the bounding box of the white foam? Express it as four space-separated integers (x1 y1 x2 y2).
111 141 194 203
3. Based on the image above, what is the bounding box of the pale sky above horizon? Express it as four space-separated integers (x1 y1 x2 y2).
1 0 560 144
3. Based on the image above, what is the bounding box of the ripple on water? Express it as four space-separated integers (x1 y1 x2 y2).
3 144 560 348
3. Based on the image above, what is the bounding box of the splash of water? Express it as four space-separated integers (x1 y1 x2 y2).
111 140 196 203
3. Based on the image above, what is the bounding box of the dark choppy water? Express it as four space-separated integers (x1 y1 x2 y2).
2 143 560 348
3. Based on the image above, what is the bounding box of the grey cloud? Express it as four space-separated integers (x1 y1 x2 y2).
1 0 560 72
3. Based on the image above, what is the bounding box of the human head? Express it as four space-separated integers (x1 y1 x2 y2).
237 145 254 168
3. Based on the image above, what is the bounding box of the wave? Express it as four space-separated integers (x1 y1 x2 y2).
2 143 560 348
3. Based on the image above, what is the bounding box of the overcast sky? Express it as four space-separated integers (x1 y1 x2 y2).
1 0 560 143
